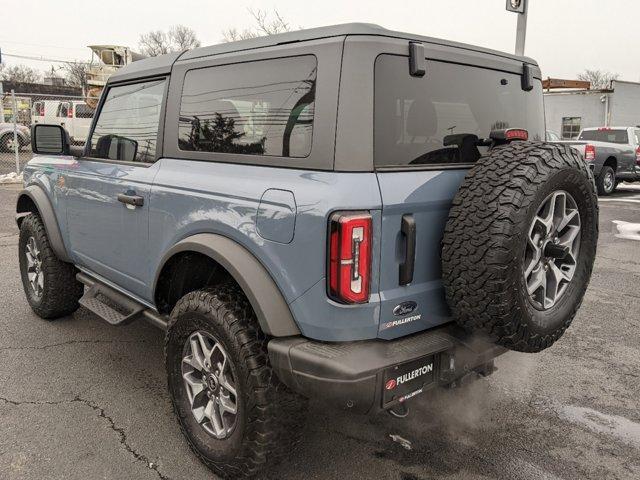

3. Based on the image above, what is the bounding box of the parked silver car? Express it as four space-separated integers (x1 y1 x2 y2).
0 123 31 152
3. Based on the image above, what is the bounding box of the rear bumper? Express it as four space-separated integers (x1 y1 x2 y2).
268 324 505 414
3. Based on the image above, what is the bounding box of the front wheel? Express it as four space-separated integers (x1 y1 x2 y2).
596 166 616 195
0 134 17 153
18 214 83 319
165 284 307 479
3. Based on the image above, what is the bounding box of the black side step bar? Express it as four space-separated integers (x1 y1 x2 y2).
76 272 168 330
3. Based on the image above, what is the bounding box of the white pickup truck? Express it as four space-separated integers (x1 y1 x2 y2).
561 127 640 195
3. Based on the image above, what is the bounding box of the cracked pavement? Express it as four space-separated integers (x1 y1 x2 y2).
0 183 639 479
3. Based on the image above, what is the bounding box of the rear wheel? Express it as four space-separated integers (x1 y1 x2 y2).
442 142 598 353
596 166 616 195
165 284 307 479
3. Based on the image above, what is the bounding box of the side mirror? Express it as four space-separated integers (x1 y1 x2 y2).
95 134 138 162
31 124 70 155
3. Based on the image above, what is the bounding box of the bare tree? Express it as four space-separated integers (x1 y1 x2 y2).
139 30 171 57
222 9 292 42
169 25 201 50
139 25 201 56
577 69 620 90
61 61 89 89
0 64 42 83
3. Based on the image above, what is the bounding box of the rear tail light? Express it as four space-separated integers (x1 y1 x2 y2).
328 212 372 304
489 128 529 142
584 144 596 161
504 128 529 141
636 147 640 166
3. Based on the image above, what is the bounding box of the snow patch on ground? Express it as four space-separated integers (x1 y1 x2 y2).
0 172 23 184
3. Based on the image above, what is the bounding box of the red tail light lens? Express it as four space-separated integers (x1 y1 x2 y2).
636 147 640 166
584 144 596 161
505 128 528 141
328 212 372 304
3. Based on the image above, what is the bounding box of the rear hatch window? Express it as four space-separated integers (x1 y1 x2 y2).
578 129 628 144
374 55 544 168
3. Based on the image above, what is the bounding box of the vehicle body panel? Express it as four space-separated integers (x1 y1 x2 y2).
149 158 383 341
63 158 160 298
31 100 60 125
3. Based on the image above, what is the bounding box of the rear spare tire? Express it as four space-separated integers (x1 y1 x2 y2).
442 142 598 352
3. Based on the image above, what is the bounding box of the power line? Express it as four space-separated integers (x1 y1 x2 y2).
0 38 88 53
2 52 90 64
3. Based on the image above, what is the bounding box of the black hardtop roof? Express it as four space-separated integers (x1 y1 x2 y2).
108 23 537 83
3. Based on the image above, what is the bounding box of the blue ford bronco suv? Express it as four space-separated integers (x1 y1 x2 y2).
16 24 598 478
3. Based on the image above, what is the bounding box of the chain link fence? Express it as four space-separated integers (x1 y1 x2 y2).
0 91 94 181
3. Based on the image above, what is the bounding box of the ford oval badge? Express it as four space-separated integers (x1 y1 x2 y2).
393 301 417 317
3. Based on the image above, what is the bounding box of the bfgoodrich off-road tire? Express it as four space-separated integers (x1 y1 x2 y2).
442 142 598 353
18 214 83 319
165 284 307 479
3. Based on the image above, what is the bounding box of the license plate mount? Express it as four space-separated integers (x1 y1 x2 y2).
382 355 436 407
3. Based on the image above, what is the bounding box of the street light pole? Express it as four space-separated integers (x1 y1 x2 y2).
506 0 529 56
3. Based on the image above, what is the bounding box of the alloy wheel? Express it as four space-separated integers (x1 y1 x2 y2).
25 236 44 298
603 171 615 193
181 331 238 439
524 190 581 310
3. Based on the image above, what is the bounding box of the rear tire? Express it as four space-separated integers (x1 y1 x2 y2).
165 284 307 479
442 142 598 353
18 214 83 319
596 166 616 195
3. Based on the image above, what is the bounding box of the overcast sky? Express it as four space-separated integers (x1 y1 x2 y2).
0 0 637 81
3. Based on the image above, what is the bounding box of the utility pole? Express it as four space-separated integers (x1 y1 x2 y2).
506 0 529 56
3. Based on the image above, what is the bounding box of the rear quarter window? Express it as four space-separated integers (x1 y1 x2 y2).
178 55 317 159
374 55 544 168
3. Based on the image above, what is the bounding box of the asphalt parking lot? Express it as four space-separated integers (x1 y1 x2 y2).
0 183 638 480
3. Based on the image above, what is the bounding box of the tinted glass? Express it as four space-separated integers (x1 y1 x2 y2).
75 103 95 119
578 129 629 144
90 79 166 163
179 56 316 158
635 130 640 145
374 55 544 167
57 103 70 118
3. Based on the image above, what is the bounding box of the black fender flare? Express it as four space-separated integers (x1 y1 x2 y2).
15 185 71 263
154 233 300 337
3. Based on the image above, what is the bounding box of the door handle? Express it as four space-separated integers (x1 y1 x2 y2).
399 214 416 285
117 193 144 207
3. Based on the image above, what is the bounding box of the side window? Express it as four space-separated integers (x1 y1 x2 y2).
74 103 95 119
89 78 166 163
561 117 581 139
178 55 317 158
57 103 70 118
634 130 640 145
33 102 43 117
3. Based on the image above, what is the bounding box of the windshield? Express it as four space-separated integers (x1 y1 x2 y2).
374 55 544 167
578 129 628 144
